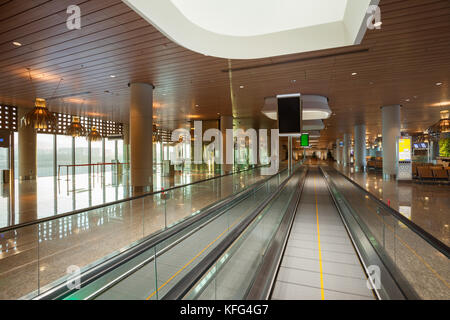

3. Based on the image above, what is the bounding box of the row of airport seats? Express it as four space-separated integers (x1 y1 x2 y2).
366 159 449 182
413 163 450 181
366 157 383 170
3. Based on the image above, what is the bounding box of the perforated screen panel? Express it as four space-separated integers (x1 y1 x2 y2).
1 106 123 137
0 105 18 131
37 112 123 137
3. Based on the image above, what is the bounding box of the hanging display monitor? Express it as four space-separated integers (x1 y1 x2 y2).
397 136 412 180
277 93 302 136
300 134 309 147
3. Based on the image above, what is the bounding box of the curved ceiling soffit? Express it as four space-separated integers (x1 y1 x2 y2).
123 0 379 59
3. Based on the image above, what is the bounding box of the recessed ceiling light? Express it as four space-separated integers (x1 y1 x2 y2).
351 72 358 76
110 75 116 78
405 99 410 102
436 82 443 86
13 41 22 47
240 85 245 89
195 104 199 107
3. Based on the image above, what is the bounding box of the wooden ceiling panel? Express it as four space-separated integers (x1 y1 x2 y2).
0 0 449 148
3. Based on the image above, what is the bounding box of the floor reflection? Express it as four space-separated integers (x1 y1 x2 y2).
335 164 450 246
0 167 221 228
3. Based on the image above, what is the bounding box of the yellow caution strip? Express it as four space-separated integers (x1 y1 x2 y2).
314 176 325 300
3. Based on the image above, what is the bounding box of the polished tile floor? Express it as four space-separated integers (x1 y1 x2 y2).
334 164 450 247
0 167 232 228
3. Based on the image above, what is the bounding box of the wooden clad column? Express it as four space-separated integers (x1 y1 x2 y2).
130 83 154 190
18 107 37 180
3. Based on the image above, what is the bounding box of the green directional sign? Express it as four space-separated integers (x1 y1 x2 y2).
300 134 309 147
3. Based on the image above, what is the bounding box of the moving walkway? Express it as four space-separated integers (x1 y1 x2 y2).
134 166 448 300
12 164 449 300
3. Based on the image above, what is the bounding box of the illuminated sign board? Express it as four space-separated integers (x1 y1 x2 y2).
300 134 309 147
413 143 428 149
398 137 411 161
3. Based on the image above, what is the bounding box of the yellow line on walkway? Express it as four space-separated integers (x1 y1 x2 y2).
314 176 325 300
145 207 250 300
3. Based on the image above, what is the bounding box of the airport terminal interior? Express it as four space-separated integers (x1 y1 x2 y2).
0 0 448 301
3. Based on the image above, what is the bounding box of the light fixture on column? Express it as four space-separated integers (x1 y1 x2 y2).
66 116 86 137
87 126 102 142
21 98 58 129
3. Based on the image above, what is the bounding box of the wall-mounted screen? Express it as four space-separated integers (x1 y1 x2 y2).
413 142 428 150
277 94 301 136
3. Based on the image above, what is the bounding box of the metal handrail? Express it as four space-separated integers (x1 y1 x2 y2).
162 167 302 300
328 166 450 258
320 166 419 300
34 167 285 300
0 165 264 233
246 168 307 300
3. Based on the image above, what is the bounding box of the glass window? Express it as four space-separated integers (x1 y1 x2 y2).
104 139 116 172
75 137 89 174
91 140 103 165
0 146 7 170
14 132 18 179
57 135 73 174
117 140 124 163
37 134 54 177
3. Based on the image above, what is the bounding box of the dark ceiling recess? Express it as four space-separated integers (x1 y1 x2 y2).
221 48 370 73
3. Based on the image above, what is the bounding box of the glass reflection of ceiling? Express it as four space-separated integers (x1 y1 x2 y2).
170 0 348 37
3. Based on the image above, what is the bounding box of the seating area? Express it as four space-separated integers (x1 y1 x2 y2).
366 157 383 170
413 163 450 182
366 158 449 183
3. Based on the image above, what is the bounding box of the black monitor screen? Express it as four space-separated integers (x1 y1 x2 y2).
278 96 301 135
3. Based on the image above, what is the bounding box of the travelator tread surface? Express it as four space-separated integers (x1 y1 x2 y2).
272 168 375 300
